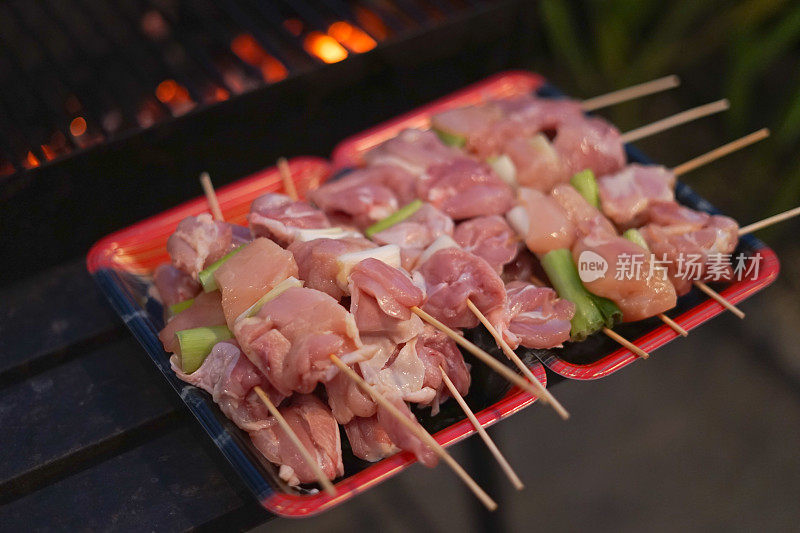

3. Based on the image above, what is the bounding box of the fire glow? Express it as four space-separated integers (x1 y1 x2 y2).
327 22 376 53
304 32 348 63
231 34 289 83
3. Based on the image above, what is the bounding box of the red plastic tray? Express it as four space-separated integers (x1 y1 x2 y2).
88 70 780 516
331 70 780 380
88 156 547 517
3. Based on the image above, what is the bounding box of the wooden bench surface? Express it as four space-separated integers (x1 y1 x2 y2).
0 259 272 530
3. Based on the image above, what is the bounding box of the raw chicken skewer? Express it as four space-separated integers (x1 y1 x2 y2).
199 172 521 498
581 75 680 111
595 130 770 322
438 366 524 490
330 355 498 511
199 173 338 494
465 300 570 418
253 386 337 496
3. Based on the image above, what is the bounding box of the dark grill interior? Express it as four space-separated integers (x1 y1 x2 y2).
0 0 489 177
2 0 529 285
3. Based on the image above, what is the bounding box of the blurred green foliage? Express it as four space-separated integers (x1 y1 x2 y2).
532 0 800 239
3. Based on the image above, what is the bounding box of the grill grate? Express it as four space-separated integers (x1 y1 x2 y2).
0 0 484 178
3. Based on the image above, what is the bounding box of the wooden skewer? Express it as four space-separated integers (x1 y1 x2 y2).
307 172 321 194
277 157 299 201
672 128 770 176
330 355 497 511
657 313 688 337
601 327 650 359
739 205 800 235
465 299 569 420
439 366 524 490
693 281 745 319
253 386 337 497
581 75 680 112
200 172 224 221
410 306 550 401
619 99 729 144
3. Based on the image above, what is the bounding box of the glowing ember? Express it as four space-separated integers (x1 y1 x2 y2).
304 32 348 63
70 117 87 137
156 79 193 114
355 7 389 41
328 22 377 53
212 87 230 102
231 34 288 83
0 160 14 177
40 144 56 161
23 151 40 169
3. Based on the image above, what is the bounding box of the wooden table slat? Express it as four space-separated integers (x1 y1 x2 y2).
0 337 179 496
0 426 267 532
0 259 124 379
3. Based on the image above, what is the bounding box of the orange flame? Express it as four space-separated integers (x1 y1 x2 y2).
304 32 348 63
327 21 377 53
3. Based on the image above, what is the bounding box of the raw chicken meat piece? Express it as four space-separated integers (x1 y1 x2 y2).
288 237 375 301
234 286 362 396
214 237 299 328
248 193 331 246
490 281 574 350
454 215 520 274
418 248 507 329
153 263 200 307
597 164 676 228
417 158 514 220
167 214 234 278
309 165 417 229
158 290 226 354
250 394 344 485
344 415 399 462
364 128 463 176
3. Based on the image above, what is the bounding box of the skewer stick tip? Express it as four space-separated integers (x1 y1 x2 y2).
693 281 745 319
439 366 525 491
739 205 800 236
658 313 689 337
580 75 681 111
331 355 498 510
602 327 650 359
672 128 771 177
277 157 299 201
465 299 570 421
252 386 337 496
199 172 225 222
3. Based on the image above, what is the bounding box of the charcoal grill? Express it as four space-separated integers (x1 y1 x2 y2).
0 0 535 285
